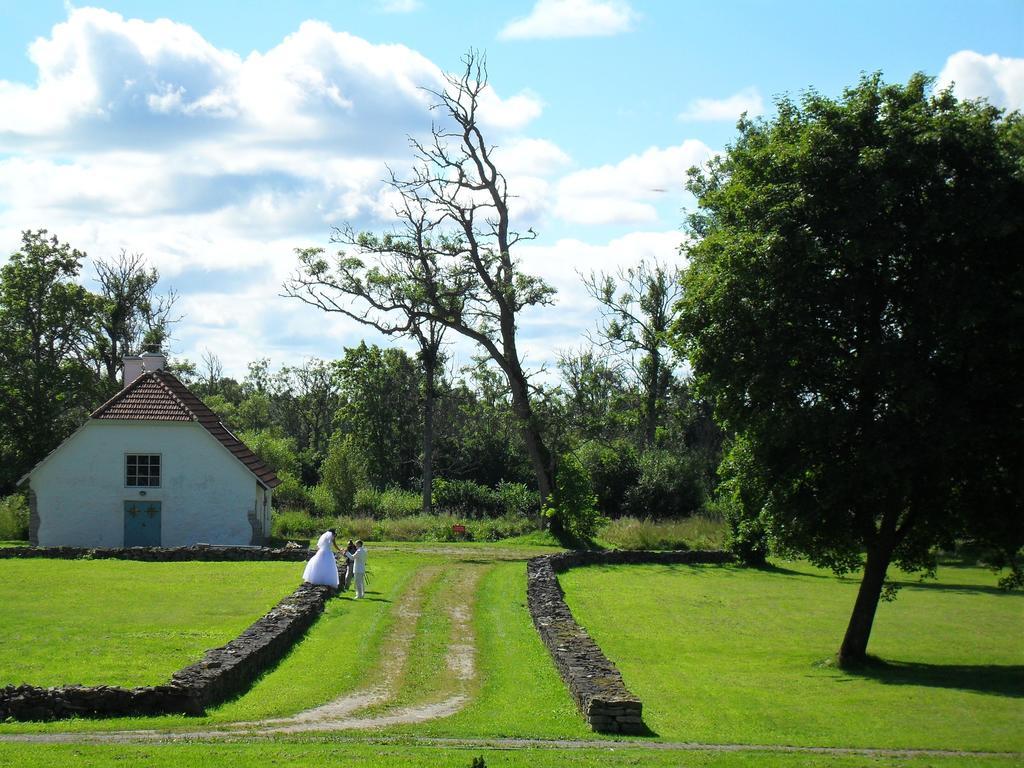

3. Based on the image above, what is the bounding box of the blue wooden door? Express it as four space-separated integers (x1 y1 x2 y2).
124 501 161 546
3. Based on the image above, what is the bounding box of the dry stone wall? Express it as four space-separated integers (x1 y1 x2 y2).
0 545 335 722
527 549 734 734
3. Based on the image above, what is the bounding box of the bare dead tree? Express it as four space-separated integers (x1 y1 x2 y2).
581 258 683 446
94 250 179 384
284 49 558 512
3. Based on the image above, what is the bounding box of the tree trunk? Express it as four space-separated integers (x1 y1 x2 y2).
421 358 436 516
506 372 554 510
837 541 893 667
644 349 660 447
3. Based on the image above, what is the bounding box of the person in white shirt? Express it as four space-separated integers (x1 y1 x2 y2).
352 540 368 598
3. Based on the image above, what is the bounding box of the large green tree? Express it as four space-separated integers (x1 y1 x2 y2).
0 231 101 491
334 342 421 489
672 74 1024 667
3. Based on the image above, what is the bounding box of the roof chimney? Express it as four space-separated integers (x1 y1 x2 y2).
141 351 167 374
123 356 144 388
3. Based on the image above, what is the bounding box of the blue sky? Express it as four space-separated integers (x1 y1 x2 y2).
0 0 1021 377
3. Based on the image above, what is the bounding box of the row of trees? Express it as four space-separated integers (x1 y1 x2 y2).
0 232 177 492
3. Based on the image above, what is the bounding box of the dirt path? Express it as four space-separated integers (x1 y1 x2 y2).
0 562 484 744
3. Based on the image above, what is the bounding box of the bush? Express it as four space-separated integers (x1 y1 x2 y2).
0 493 29 540
432 478 538 519
577 439 640 517
494 481 538 520
599 515 728 551
432 478 499 517
622 449 705 519
319 433 368 515
271 508 321 540
237 429 301 476
354 487 423 519
308 483 338 517
545 452 602 541
273 470 311 510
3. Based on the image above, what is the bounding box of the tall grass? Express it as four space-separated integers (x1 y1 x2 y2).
597 514 728 551
271 508 537 543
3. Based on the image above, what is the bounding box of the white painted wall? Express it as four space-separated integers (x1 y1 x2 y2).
30 420 262 547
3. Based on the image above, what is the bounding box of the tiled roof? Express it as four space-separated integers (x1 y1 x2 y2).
91 370 281 489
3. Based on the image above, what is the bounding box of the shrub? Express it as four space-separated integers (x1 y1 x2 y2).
354 487 423 518
319 433 368 515
273 471 311 510
545 452 602 541
271 508 320 540
599 515 728 551
622 449 705 519
0 493 29 540
577 439 640 517
237 429 300 476
432 478 499 517
494 480 538 520
309 483 337 517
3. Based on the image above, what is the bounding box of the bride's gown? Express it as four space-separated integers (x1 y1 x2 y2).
302 531 339 587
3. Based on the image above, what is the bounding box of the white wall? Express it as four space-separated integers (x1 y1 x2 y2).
31 421 261 547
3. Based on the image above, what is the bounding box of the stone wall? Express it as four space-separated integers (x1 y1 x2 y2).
0 544 312 561
527 549 735 734
0 545 336 722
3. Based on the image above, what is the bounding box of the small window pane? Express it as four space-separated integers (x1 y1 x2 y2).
126 454 161 487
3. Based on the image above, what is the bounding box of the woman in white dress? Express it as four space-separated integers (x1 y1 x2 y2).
302 529 340 588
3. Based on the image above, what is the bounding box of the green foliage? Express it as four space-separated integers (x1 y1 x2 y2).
272 471 310 511
621 449 704 519
270 508 537 543
715 437 770 566
544 452 602 541
493 480 538 520
353 487 423 519
0 231 101 492
236 429 300 477
0 493 29 541
431 478 536 519
316 433 368 516
432 478 500 517
576 439 640 516
672 72 1024 660
334 342 421 489
597 515 728 551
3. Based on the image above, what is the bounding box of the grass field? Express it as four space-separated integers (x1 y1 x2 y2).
0 740 1020 768
0 545 1020 767
559 559 1024 752
0 560 300 687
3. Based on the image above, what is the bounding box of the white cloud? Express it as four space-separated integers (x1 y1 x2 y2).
936 50 1024 111
0 8 542 151
376 0 423 12
678 87 764 122
554 139 715 225
499 0 637 40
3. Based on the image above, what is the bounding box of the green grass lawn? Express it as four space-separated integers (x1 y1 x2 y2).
0 559 301 687
0 740 1019 768
559 560 1024 752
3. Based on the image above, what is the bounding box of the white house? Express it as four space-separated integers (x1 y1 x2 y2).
19 352 280 548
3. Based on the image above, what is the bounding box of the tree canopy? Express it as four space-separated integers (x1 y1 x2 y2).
672 73 1024 666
